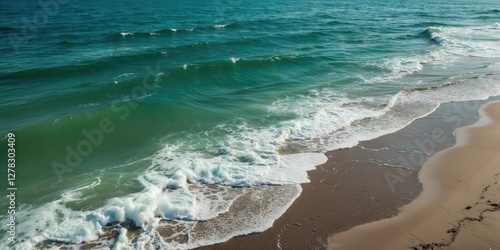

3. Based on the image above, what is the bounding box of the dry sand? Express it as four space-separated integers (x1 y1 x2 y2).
329 102 500 250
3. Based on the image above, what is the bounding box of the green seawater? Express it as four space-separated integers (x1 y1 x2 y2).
0 0 499 248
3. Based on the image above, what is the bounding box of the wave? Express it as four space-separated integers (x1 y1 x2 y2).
169 54 304 78
281 73 500 153
57 40 74 46
410 22 450 28
0 52 310 134
0 61 116 83
474 9 500 14
325 20 351 26
283 30 330 41
418 27 447 44
1 140 326 249
0 26 17 33
107 31 167 40
153 27 195 34
103 18 303 42
363 23 500 85
3 28 323 81
107 23 238 41
1 37 250 82
0 50 168 83
106 28 195 40
213 24 229 29
5 62 500 250
183 36 265 48
54 40 93 48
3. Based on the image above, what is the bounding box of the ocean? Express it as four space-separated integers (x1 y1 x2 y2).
1 0 499 248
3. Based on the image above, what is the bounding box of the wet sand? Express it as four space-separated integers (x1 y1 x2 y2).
329 101 500 250
200 98 500 250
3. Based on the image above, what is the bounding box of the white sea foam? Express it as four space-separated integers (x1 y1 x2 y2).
112 228 130 249
1 147 326 249
120 32 134 37
213 24 228 29
114 72 136 79
362 24 500 84
267 153 328 183
78 102 101 108
230 57 240 63
314 76 500 152
265 54 297 61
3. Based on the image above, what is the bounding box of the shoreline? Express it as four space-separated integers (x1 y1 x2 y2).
328 101 500 249
199 97 500 250
42 97 500 249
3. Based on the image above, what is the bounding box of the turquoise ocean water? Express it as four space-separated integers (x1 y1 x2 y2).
1 0 500 248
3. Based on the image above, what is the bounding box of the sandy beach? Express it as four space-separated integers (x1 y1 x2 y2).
200 97 500 250
328 101 500 249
